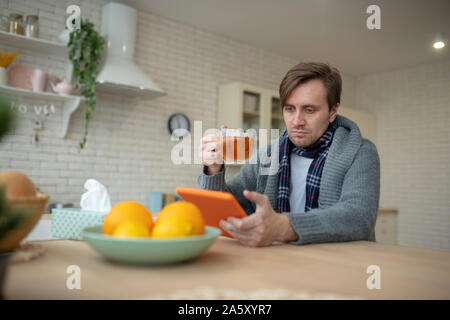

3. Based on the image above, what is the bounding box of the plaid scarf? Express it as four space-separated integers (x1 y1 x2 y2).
276 122 337 213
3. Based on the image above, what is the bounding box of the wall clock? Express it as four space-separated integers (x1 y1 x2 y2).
168 113 190 138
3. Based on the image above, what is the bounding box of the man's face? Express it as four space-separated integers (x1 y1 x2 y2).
282 79 339 148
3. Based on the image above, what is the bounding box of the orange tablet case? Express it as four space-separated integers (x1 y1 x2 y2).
175 187 247 237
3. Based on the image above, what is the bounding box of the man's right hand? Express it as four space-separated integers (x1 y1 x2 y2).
199 125 227 175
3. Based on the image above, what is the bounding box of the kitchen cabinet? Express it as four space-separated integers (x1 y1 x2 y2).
0 30 83 138
375 209 398 245
217 82 282 165
218 82 275 132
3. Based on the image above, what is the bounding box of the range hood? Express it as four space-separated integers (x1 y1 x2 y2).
96 2 165 99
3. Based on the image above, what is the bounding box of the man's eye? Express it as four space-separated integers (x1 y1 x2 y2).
306 108 314 113
284 106 294 111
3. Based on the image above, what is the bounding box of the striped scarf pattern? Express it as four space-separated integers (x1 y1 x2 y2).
276 122 337 213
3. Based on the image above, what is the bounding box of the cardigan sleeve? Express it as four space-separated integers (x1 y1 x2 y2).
285 140 381 245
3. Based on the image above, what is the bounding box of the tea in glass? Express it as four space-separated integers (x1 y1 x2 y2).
218 129 255 162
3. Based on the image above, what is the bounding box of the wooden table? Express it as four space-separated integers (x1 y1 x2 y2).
3 216 450 300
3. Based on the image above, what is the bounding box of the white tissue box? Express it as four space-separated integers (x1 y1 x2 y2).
51 208 107 240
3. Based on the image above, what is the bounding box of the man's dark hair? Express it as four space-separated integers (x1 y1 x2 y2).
279 62 342 111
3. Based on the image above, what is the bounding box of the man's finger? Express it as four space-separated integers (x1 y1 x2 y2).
201 136 219 145
219 220 253 240
203 133 219 140
227 215 262 231
204 141 218 151
243 190 269 207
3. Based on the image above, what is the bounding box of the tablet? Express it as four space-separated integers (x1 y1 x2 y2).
175 187 247 237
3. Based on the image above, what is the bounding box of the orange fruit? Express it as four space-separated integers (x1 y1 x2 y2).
152 215 194 239
102 201 153 235
0 170 36 199
112 221 151 239
155 201 205 235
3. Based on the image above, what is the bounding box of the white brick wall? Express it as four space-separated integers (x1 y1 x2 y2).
354 59 450 251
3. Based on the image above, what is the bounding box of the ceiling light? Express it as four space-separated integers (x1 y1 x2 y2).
433 33 446 50
433 41 445 49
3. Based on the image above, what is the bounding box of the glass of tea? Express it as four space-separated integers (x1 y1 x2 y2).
217 129 255 162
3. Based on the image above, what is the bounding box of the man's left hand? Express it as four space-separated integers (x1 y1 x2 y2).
219 190 298 247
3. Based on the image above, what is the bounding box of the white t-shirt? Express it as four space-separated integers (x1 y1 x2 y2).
289 154 313 213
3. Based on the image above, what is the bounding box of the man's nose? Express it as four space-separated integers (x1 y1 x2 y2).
293 111 306 126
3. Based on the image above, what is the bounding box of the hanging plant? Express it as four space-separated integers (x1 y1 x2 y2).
67 19 105 151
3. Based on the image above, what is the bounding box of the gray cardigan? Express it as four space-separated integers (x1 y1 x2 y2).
198 115 380 245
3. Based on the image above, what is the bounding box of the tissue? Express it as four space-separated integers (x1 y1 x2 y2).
51 179 112 240
80 179 111 212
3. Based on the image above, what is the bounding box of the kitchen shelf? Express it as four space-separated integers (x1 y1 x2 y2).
0 85 84 138
0 30 67 56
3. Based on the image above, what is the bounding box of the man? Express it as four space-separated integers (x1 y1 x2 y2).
198 62 380 247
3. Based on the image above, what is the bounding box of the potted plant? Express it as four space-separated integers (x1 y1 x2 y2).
0 96 27 299
67 19 105 151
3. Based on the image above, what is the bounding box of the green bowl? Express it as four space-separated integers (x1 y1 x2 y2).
82 226 221 266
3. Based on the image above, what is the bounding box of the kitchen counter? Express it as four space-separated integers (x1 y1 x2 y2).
3 215 450 299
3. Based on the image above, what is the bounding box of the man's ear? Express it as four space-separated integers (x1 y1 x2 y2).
329 103 339 122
